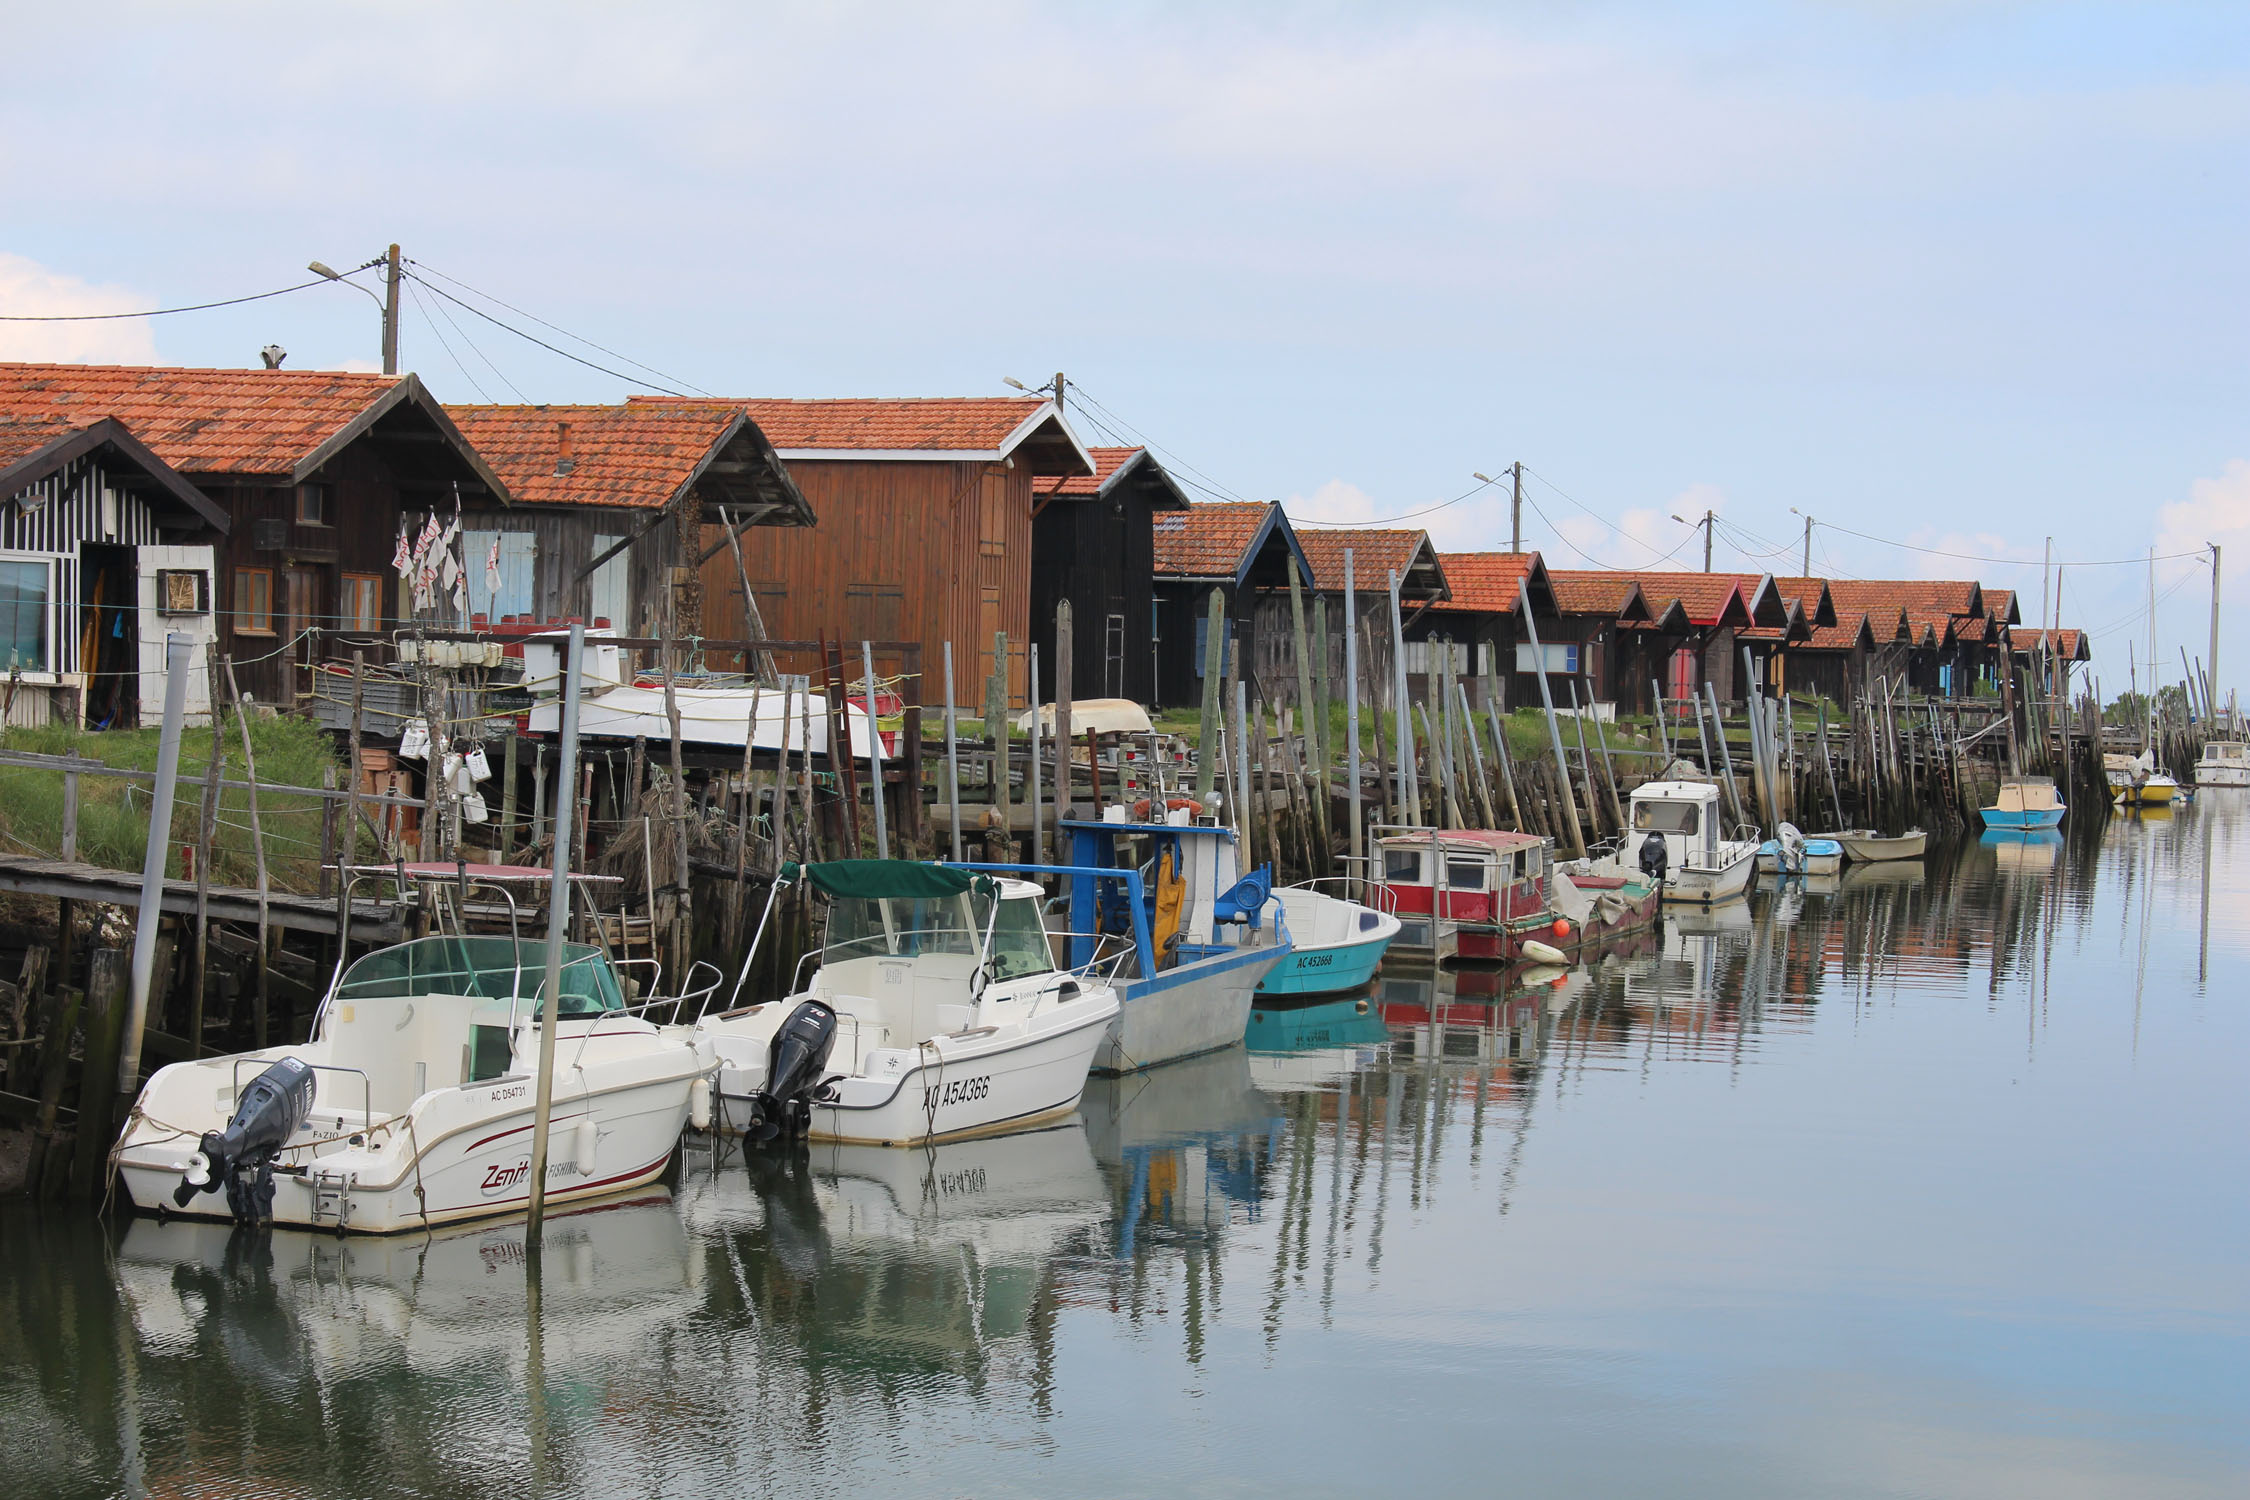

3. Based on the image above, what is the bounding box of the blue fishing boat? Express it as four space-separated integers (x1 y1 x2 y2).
955 817 1292 1075
1258 885 1401 996
1754 824 1844 877
1979 775 2067 831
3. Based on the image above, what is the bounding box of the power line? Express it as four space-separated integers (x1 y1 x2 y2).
1814 516 2204 570
405 259 712 396
1520 465 1704 566
402 279 495 404
1299 478 1496 528
1521 493 1700 571
1059 380 1254 506
407 277 527 403
0 274 340 321
400 269 694 397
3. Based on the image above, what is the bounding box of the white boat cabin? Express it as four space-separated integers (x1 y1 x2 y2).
1628 779 1726 872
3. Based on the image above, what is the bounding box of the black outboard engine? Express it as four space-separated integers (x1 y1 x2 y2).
174 1056 317 1223
746 999 838 1144
1637 831 1669 885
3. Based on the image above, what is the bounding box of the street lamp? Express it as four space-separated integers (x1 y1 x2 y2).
309 250 398 374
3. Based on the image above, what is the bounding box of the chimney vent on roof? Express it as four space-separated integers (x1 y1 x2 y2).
555 420 575 477
259 345 287 370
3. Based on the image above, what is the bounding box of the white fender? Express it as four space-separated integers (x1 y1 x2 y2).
689 1078 713 1132
571 1116 598 1177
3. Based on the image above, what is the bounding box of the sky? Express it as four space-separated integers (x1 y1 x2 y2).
1 1 2244 697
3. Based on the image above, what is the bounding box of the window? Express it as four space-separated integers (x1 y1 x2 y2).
1514 641 1580 675
0 558 49 672
341 574 384 633
1442 858 1486 891
985 896 1057 980
1382 849 1422 882
295 483 332 526
235 567 274 635
589 534 630 630
978 470 1008 557
1633 799 1700 835
465 531 536 621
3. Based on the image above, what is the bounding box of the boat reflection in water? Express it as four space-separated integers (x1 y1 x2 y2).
1983 825 2064 872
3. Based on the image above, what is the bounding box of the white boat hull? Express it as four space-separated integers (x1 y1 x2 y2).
1823 829 1927 862
116 1029 710 1235
710 996 1117 1147
529 684 881 759
1094 943 1287 1074
2196 764 2250 787
1660 844 1759 906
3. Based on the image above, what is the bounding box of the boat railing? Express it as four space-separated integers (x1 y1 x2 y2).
234 1057 373 1128
789 927 990 995
1043 930 1138 985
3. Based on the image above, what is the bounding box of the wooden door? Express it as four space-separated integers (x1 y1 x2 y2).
284 567 319 699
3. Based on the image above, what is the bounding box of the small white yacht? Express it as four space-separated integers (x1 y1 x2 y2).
697 861 1120 1147
2195 740 2250 788
1568 780 1760 906
115 933 714 1233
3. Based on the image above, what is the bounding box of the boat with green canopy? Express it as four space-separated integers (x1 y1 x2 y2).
696 860 1120 1147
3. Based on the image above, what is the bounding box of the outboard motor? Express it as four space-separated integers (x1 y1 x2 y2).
1636 830 1668 885
1776 821 1807 875
746 999 838 1144
174 1056 317 1223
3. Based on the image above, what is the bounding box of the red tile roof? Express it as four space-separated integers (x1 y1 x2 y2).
1546 570 1654 620
1604 572 1754 628
1035 445 1141 497
633 394 1090 476
1826 579 1983 619
1428 552 1551 616
448 403 757 511
2010 627 2090 661
1294 527 1445 598
1985 587 2022 625
1799 614 1876 652
1153 501 1294 580
0 361 403 476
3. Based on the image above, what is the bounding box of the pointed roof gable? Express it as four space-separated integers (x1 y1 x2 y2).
1152 501 1311 587
2010 627 2090 662
1800 613 1876 652
1032 445 1190 509
634 395 1094 478
0 416 229 531
0 361 507 496
1427 552 1558 617
1608 573 1755 630
1546 571 1657 623
445 402 812 523
1294 527 1448 601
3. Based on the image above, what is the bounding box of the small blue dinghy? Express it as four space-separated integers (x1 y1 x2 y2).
1258 886 1401 996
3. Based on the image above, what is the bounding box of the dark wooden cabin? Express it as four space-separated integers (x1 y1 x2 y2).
1602 572 1788 706
1783 611 1877 705
0 363 507 708
446 402 811 642
1419 552 1567 711
1544 572 1660 712
1828 580 1986 698
1030 445 1189 704
1150 502 1312 709
1289 527 1449 711
665 397 1091 708
0 417 230 728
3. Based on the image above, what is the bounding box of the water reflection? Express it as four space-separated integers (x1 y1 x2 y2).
4 800 2246 1496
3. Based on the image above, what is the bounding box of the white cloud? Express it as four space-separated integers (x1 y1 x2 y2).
2156 459 2250 564
0 254 157 364
1284 478 1387 526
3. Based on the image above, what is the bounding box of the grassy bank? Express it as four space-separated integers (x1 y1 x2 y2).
0 717 348 893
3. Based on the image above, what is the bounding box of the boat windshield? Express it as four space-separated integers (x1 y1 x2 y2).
826 895 980 961
986 896 1056 980
1633 799 1700 834
334 936 626 1017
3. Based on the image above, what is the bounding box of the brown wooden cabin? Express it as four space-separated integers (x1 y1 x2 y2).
1418 552 1568 711
1029 445 1189 704
1604 572 1788 707
1828 580 1986 698
2007 625 2091 700
1780 611 1877 706
1544 572 1661 713
0 363 506 709
1149 501 1312 709
0 416 231 728
1289 527 1449 712
656 397 1090 710
444 403 811 642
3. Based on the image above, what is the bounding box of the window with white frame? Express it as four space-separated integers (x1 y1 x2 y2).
0 555 50 673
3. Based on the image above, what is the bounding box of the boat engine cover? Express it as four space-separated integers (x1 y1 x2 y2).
174 1055 317 1221
749 999 838 1141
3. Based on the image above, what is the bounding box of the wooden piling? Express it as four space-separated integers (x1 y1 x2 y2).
222 658 272 1049
1196 588 1225 804
70 947 127 1200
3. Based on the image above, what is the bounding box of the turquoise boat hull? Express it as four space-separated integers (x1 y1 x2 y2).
1978 806 2066 830
1257 932 1393 996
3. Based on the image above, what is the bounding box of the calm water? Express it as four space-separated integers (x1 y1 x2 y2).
4 805 2246 1498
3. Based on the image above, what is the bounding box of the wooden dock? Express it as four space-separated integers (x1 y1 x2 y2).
0 855 403 943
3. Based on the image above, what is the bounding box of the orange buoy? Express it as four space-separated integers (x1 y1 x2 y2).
1551 918 1571 939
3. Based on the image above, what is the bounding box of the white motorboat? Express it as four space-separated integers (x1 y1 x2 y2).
1815 828 1928 863
1570 780 1759 907
520 631 882 758
697 861 1120 1147
2195 740 2250 788
115 934 714 1233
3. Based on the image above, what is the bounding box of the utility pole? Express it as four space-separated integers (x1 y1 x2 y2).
1800 514 1812 578
1702 510 1714 573
1510 462 1523 554
1053 371 1064 412
382 244 401 376
2041 538 2052 714
2211 543 2223 718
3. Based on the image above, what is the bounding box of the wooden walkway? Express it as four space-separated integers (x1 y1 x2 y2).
0 855 403 942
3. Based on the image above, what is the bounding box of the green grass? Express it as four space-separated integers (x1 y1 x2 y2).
0 715 348 892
